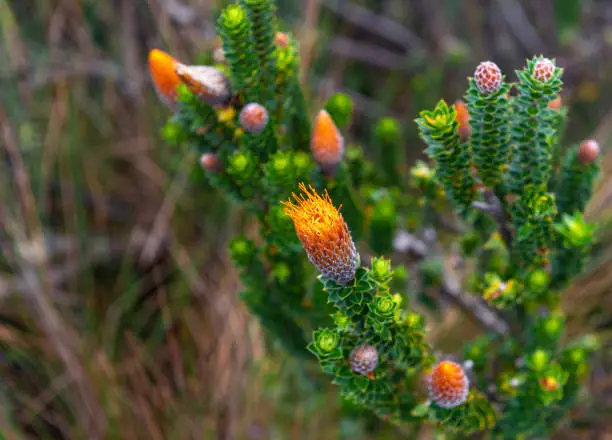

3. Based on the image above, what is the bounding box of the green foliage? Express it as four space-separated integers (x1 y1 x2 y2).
374 117 404 187
508 56 563 193
325 93 354 130
555 144 600 216
415 100 475 215
464 76 512 189
157 2 602 436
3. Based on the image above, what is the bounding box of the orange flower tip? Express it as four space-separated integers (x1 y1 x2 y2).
428 361 469 409
548 96 562 110
148 48 181 109
274 31 290 49
578 139 600 165
349 344 378 377
474 61 502 94
533 58 556 83
282 183 358 284
200 152 222 173
539 377 559 392
175 63 232 106
311 110 344 173
454 100 471 141
239 103 269 134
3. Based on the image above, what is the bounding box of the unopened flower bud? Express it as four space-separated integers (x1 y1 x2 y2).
578 139 600 165
454 100 471 141
200 153 223 173
175 64 232 106
539 377 559 392
429 361 469 408
239 103 269 134
533 58 556 83
148 49 181 109
474 61 502 94
311 110 344 175
274 31 290 48
349 344 379 378
548 96 562 110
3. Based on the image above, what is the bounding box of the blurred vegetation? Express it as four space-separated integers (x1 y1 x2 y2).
0 0 611 439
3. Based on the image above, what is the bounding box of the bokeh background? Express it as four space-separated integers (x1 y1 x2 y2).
1 0 611 439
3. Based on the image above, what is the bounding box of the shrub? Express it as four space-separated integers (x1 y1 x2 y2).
152 1 602 436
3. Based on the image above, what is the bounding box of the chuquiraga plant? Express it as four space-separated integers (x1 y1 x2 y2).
150 0 601 435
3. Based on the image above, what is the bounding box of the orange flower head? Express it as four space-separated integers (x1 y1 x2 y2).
454 100 471 142
533 58 556 83
311 110 344 175
148 48 181 109
175 64 232 106
578 139 600 165
349 344 378 378
282 183 358 285
429 361 469 408
474 61 502 94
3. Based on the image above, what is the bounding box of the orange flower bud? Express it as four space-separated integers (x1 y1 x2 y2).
578 139 600 165
148 48 181 109
474 61 502 94
311 110 344 175
429 361 469 409
239 103 269 134
274 32 290 49
282 183 358 285
539 377 559 392
454 100 471 142
175 64 232 106
548 96 562 110
533 58 556 83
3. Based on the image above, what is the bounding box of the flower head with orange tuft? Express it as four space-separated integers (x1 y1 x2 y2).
148 49 182 110
428 360 469 409
311 110 344 175
282 183 358 285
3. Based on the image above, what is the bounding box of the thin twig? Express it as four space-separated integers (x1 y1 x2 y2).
321 0 424 51
394 230 510 336
472 189 513 249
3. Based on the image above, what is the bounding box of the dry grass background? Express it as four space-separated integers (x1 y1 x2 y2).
0 0 611 439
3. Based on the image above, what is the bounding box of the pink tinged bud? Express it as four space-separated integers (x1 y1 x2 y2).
578 139 600 165
175 64 232 106
428 361 469 409
474 61 502 94
274 32 290 49
239 103 269 134
533 58 556 83
200 153 223 173
349 344 378 378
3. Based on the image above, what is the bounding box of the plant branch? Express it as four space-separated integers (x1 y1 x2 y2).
472 189 513 249
394 230 510 337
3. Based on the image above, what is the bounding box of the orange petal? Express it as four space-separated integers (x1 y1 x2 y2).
148 49 181 109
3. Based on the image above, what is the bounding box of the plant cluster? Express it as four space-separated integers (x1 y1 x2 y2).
151 0 602 436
